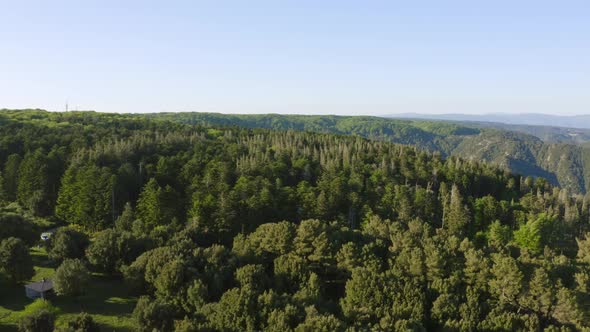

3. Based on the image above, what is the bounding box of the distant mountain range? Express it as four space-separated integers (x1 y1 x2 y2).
387 113 590 130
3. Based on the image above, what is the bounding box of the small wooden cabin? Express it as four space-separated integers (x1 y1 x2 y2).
24 278 53 299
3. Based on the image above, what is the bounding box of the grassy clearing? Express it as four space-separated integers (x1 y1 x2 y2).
0 247 137 331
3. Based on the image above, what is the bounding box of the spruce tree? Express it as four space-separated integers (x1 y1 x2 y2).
3 153 21 201
17 149 49 215
444 185 471 237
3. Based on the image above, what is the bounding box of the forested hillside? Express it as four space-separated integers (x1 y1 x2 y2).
146 112 590 194
390 113 590 130
450 121 590 145
2 109 590 331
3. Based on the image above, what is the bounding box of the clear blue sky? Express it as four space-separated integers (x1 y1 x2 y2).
1 1 589 115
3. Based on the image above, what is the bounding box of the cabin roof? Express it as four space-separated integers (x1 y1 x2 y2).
25 279 53 293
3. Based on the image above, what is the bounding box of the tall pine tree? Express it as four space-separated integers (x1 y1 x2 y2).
3 154 21 201
17 149 50 215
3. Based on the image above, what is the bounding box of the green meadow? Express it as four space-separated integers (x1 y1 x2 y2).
0 247 137 331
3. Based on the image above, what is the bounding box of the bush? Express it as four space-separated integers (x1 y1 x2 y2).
0 237 34 283
0 213 37 246
48 228 89 262
53 259 90 296
86 229 147 273
17 299 59 332
133 296 176 332
56 312 100 332
18 310 55 332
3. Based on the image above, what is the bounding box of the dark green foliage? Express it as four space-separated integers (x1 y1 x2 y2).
235 264 269 292
0 213 37 246
60 312 100 332
18 309 55 332
203 287 258 331
86 229 146 273
16 299 59 332
0 169 6 202
17 149 53 216
4 153 22 201
48 228 89 262
115 202 135 231
135 178 182 233
295 306 344 332
133 296 176 332
0 237 34 283
56 164 115 230
53 259 91 296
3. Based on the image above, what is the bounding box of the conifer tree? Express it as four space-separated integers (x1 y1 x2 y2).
17 149 50 215
444 185 471 237
0 170 6 202
3 153 21 201
136 178 181 231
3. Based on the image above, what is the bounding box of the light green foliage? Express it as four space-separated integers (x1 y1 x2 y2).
19 298 60 318
514 213 557 253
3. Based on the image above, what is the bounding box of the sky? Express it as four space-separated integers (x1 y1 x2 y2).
1 0 589 115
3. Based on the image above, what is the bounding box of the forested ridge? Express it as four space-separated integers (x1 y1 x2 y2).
145 112 590 194
1 109 590 331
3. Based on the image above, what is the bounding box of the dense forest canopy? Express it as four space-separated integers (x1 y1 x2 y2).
1 109 590 331
145 112 590 194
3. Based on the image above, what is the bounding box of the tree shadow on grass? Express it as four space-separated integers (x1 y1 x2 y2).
52 275 138 331
0 323 18 332
29 247 55 269
0 278 32 311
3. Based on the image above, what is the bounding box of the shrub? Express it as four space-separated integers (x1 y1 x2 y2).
17 299 59 332
53 259 90 296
